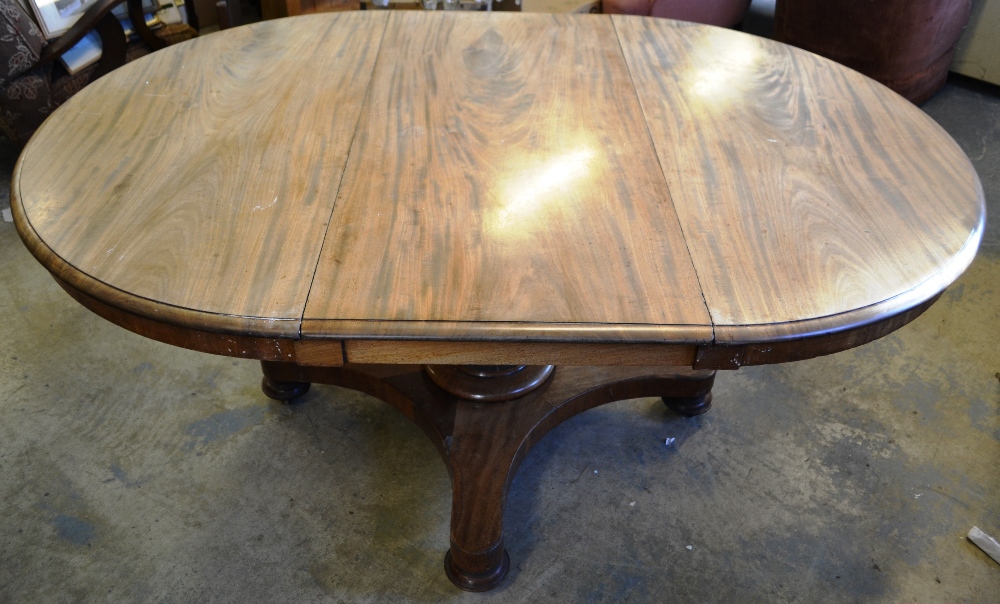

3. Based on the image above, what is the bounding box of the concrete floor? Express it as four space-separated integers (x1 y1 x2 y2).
2 37 999 604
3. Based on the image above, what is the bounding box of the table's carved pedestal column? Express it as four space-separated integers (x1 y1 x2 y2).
260 360 715 591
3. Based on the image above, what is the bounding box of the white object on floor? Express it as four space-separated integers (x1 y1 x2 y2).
2 207 12 222
968 526 1000 565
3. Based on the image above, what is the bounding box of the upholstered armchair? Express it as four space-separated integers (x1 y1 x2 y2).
773 0 971 104
0 0 199 145
601 0 752 28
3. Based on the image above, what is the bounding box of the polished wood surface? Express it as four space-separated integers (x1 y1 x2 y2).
13 12 984 357
613 16 983 343
303 12 711 341
14 12 388 339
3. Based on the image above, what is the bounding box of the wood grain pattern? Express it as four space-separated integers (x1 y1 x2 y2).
13 13 985 363
612 15 984 343
302 12 712 342
343 339 696 366
14 12 388 338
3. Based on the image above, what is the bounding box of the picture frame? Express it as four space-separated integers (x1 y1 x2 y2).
27 0 166 41
27 0 100 40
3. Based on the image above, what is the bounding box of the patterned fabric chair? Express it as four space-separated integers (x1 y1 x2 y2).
0 0 198 145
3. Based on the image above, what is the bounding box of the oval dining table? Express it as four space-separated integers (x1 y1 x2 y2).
12 11 984 591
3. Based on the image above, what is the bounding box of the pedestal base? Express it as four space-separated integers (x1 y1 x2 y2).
260 361 716 591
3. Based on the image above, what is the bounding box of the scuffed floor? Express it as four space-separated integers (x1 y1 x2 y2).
1 76 998 603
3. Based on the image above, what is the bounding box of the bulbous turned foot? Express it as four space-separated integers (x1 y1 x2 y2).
261 377 310 403
662 392 712 417
444 548 510 592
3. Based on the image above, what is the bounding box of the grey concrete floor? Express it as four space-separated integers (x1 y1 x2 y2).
1 76 999 602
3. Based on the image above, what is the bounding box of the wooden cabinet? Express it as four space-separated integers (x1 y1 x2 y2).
260 0 358 20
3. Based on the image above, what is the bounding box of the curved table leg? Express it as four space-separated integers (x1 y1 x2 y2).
257 361 716 591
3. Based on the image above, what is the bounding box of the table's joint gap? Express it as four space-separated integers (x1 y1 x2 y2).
297 12 391 342
609 15 717 345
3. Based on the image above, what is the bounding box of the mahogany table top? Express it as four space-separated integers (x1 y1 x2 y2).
12 12 984 368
